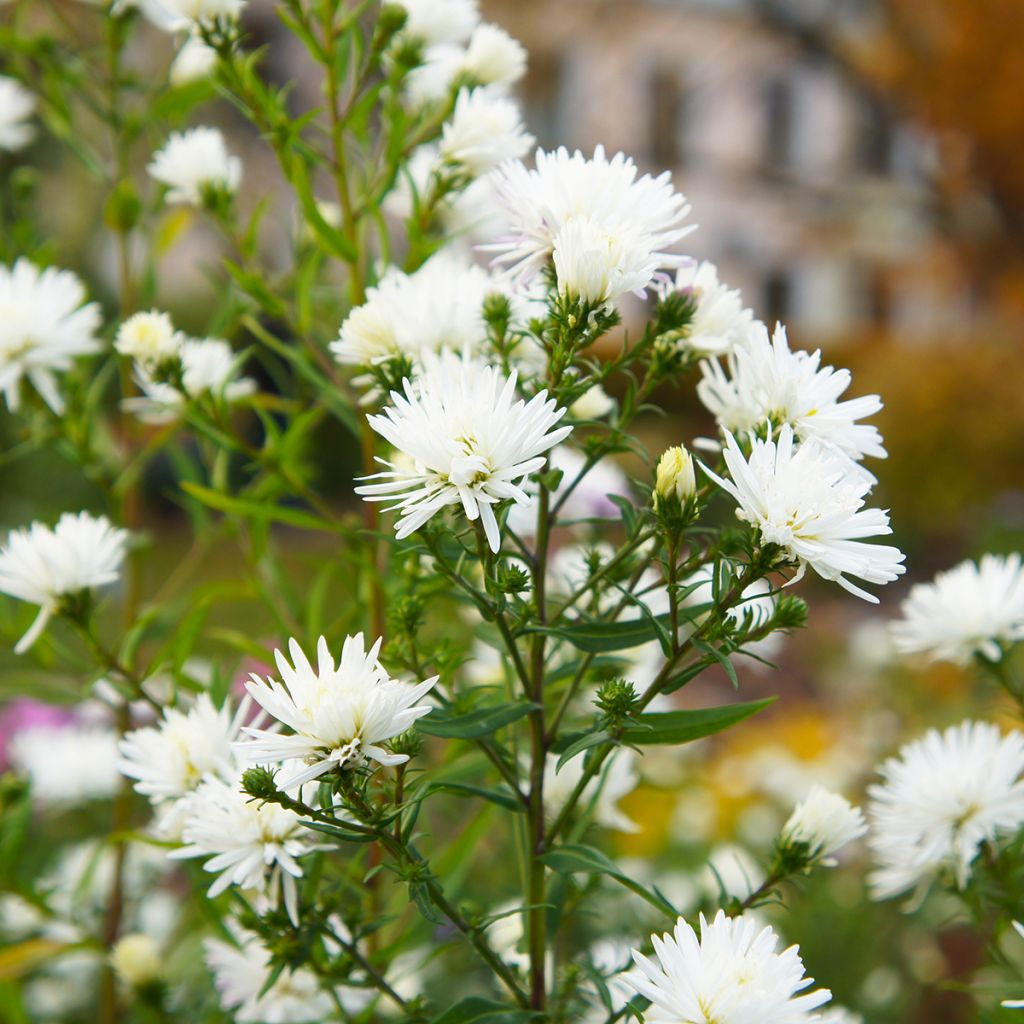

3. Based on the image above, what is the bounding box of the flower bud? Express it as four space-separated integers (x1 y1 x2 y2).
655 446 696 507
111 933 162 987
778 786 866 869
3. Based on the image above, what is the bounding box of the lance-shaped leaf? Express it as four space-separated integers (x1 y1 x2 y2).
418 701 539 739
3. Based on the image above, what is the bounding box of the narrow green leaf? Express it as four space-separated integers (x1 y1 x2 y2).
418 701 539 739
555 730 611 771
431 997 540 1024
300 820 376 845
621 697 776 745
426 783 523 813
525 614 675 654
180 482 337 533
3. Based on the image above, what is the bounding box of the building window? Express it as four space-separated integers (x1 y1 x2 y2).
520 52 566 150
763 75 795 170
763 270 792 325
648 67 687 168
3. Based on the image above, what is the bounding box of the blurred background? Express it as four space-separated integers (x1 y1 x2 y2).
3 1 1024 1021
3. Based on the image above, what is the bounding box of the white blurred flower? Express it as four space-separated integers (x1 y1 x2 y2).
488 146 693 298
544 749 639 833
125 0 245 32
868 721 1024 898
111 934 162 987
125 338 255 422
356 353 572 551
570 384 614 421
205 925 338 1023
0 511 128 654
0 259 102 414
331 250 493 368
395 0 478 45
171 770 314 924
698 323 885 468
148 126 241 206
660 261 757 357
440 88 533 177
463 23 527 89
780 785 867 864
9 721 119 805
240 633 438 787
170 36 218 85
115 310 183 371
625 911 831 1024
701 426 905 603
820 1009 864 1024
118 693 254 838
0 75 35 151
891 554 1024 665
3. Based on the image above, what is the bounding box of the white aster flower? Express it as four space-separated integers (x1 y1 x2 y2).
395 0 479 45
440 88 533 177
0 259 102 414
570 384 614 421
123 0 245 32
240 633 439 788
205 925 337 1023
701 426 906 602
0 75 35 151
171 771 314 923
9 722 120 805
0 511 128 654
148 126 241 206
462 23 527 90
544 749 639 833
115 310 183 371
111 934 163 987
868 721 1024 899
118 693 255 838
488 145 694 297
780 786 867 865
331 250 493 369
626 910 831 1024
698 323 885 468
890 554 1024 665
356 353 572 551
125 338 255 422
661 261 757 356
170 36 218 85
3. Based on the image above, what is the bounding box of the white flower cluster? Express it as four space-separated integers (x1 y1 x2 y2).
868 720 1024 899
0 75 35 152
891 553 1024 665
148 126 241 207
0 512 128 653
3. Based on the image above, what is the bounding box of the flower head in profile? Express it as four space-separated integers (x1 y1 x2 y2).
701 425 905 602
171 771 313 924
148 127 241 207
625 910 831 1023
357 353 571 550
331 251 494 369
698 323 885 468
868 721 1024 899
660 260 757 356
170 36 219 85
240 634 439 788
890 554 1024 665
0 512 128 654
0 259 102 414
488 145 693 300
118 693 255 838
115 310 183 372
0 76 35 152
463 24 527 89
780 786 867 866
440 88 533 177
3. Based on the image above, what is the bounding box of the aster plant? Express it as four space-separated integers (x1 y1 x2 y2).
3 2 1019 1024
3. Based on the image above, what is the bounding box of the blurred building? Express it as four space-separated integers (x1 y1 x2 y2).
483 0 972 343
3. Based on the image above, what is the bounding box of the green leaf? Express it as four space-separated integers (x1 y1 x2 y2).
426 782 523 812
525 614 675 653
300 820 376 845
431 997 540 1024
555 730 611 771
541 843 677 918
691 637 740 690
180 482 337 533
418 701 539 739
621 697 776 745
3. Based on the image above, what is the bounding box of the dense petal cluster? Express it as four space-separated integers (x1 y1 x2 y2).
868 721 1024 898
489 145 693 302
356 354 572 551
439 87 533 176
115 310 184 371
0 259 102 414
890 554 1024 664
148 126 241 206
660 260 757 356
0 75 35 151
0 512 128 654
780 786 867 864
118 694 254 838
331 251 494 368
240 634 439 787
625 911 831 1023
702 426 905 602
698 323 885 467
